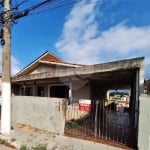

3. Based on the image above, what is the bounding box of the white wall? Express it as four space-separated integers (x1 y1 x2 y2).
138 94 150 150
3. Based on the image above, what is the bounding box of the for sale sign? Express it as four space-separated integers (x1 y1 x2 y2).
79 99 92 112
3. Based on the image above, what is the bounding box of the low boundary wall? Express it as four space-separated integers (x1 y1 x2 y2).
11 96 66 134
138 94 150 150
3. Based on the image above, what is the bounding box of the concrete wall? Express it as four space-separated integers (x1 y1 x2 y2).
11 96 66 134
138 94 150 150
72 81 90 102
30 64 56 74
30 64 75 75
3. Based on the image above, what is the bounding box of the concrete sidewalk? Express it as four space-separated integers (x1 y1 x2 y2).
0 124 126 150
0 144 15 150
0 124 58 150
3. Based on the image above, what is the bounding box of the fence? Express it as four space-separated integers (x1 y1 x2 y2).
65 99 136 149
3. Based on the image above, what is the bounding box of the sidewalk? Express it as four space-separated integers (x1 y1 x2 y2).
0 144 15 150
0 124 58 150
0 124 126 150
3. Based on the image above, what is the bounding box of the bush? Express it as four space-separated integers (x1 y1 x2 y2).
20 145 28 150
66 121 78 129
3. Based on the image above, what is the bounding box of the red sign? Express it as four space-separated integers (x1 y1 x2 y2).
79 99 92 112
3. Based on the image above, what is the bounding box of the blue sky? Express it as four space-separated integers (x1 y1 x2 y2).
0 0 150 79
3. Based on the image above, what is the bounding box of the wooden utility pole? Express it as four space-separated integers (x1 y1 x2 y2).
1 0 11 134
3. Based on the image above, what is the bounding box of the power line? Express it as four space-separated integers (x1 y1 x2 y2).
0 0 60 44
0 0 57 23
29 0 103 15
0 0 103 22
29 0 81 15
0 0 104 33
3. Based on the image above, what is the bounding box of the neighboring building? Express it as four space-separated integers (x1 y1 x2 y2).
0 75 2 96
144 79 150 94
0 75 2 105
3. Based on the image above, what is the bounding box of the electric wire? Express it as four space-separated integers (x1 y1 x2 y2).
0 0 103 24
30 0 103 15
0 0 57 23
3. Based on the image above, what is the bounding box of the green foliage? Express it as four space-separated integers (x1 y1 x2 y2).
20 145 28 150
31 145 47 150
66 121 78 129
20 145 47 150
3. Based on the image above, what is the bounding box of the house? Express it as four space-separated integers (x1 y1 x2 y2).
144 79 150 94
0 75 2 105
12 51 144 101
12 51 85 100
0 75 2 96
11 51 145 149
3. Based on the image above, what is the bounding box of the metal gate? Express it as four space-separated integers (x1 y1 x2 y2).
64 99 137 149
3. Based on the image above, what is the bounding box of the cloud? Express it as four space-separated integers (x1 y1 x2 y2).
55 0 150 79
55 0 101 64
100 25 150 54
0 47 21 76
11 56 21 75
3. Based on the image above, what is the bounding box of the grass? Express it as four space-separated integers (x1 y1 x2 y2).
20 145 47 150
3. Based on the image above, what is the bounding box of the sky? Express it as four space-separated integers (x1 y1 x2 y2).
0 0 150 79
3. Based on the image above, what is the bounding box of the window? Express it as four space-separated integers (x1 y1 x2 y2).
25 87 33 96
20 86 33 96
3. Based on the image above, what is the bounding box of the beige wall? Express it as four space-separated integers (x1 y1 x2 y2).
11 96 66 134
30 64 56 74
29 64 75 75
72 81 90 102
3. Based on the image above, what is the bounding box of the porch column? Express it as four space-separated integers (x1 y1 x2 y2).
139 62 144 94
69 79 72 103
134 69 139 128
106 90 110 101
33 81 37 96
23 84 26 96
135 61 144 128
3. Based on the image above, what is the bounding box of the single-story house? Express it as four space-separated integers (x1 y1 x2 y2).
11 51 145 149
12 51 87 101
12 51 144 102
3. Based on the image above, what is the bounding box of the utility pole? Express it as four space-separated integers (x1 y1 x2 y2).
1 0 11 134
0 0 55 134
